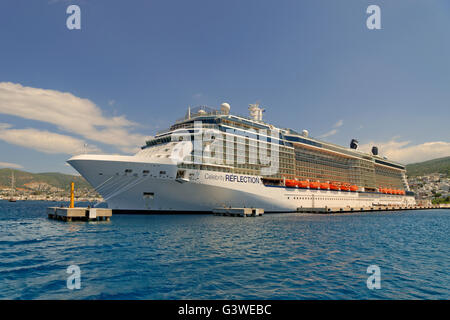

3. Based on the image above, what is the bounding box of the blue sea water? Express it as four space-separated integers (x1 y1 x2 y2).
0 200 449 300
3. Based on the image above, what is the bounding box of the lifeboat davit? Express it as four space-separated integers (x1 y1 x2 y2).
350 185 358 192
297 180 309 188
285 179 297 188
309 181 320 189
320 182 330 190
330 183 340 191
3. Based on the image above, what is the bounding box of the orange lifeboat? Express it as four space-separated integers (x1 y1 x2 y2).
394 190 400 195
387 189 393 194
297 180 309 188
309 181 320 189
382 188 388 194
330 183 340 191
378 187 382 193
285 179 297 188
340 184 350 191
350 185 358 192
400 190 405 195
320 182 330 190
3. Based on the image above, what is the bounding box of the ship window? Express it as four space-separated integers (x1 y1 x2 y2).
160 171 166 175
143 170 150 174
143 192 154 199
125 169 132 173
176 170 186 179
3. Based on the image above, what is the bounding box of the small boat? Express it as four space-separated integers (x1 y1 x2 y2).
330 183 340 191
309 181 320 189
296 180 309 188
320 182 330 190
8 198 16 202
340 184 350 191
350 185 358 192
285 179 297 188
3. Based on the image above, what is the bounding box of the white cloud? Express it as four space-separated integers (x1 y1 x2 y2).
0 82 150 153
318 119 344 139
359 139 450 164
0 162 23 169
0 124 101 155
333 119 343 128
318 129 338 138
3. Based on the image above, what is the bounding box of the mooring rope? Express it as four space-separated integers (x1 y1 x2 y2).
101 175 150 203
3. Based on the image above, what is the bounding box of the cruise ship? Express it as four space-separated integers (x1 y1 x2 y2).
68 103 416 212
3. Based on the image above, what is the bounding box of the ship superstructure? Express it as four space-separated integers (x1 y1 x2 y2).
68 103 415 212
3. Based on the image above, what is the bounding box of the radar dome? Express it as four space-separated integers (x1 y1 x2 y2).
220 102 230 114
302 129 309 137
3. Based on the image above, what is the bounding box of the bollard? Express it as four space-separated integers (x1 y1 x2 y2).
70 182 74 208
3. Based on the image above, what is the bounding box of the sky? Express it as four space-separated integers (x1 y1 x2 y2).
0 0 449 174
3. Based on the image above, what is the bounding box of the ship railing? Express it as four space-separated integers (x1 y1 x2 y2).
175 110 227 123
155 124 222 136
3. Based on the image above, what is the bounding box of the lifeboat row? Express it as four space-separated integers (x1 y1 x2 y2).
378 188 405 195
284 180 358 191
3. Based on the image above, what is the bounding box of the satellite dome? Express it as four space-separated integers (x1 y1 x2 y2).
220 102 230 114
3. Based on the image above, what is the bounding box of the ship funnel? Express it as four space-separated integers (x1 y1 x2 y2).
350 139 358 149
371 146 378 155
220 102 230 115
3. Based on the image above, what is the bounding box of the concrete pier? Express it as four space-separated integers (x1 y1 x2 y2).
296 204 442 214
213 207 264 217
47 207 112 222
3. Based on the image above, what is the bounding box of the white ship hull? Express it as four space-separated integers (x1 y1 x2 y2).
68 155 416 213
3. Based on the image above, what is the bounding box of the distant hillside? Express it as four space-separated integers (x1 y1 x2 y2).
406 156 450 177
0 168 94 191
